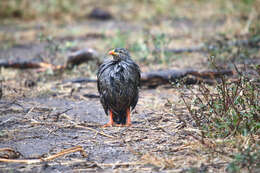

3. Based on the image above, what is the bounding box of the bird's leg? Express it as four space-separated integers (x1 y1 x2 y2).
125 107 131 126
103 110 114 127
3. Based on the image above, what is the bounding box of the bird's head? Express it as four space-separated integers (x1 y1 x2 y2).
109 48 130 61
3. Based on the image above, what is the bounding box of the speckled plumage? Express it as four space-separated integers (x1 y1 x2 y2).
97 48 140 124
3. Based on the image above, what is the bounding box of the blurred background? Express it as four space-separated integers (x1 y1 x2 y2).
0 0 259 76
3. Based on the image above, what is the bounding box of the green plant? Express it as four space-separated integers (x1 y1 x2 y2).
106 31 128 49
38 33 76 56
181 66 260 138
177 58 260 171
130 40 150 63
152 33 173 64
227 145 260 173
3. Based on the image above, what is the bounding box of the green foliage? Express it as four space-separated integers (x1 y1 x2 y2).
38 33 76 54
152 33 168 50
206 37 259 63
107 31 128 49
130 40 150 63
184 167 207 173
179 48 260 138
237 0 256 12
152 33 174 64
241 0 255 5
185 71 260 138
227 146 260 173
130 32 176 65
37 33 77 76
178 55 260 171
106 32 175 65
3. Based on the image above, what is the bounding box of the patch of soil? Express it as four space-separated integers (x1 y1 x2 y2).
0 97 136 172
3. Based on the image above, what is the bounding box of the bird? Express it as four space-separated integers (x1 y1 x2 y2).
97 48 140 127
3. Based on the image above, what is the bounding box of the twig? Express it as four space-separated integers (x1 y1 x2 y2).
0 117 15 125
52 108 73 117
0 148 16 153
98 161 142 167
42 146 87 161
73 124 115 138
0 146 87 164
24 106 35 118
158 126 176 136
0 158 41 164
52 108 73 121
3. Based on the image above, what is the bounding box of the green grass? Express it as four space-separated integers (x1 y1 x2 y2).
227 145 260 173
130 40 150 63
106 31 128 49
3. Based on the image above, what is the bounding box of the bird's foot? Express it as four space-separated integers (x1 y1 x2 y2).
103 123 113 127
116 123 131 127
125 123 132 127
103 123 132 127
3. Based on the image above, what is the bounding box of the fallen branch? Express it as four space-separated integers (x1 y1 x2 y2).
0 48 99 71
62 78 97 84
141 69 234 88
0 146 87 164
0 60 64 70
62 69 234 88
67 48 100 68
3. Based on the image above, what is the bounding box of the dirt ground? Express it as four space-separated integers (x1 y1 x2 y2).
0 1 259 172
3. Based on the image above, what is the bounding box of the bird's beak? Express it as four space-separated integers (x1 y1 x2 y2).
109 50 118 56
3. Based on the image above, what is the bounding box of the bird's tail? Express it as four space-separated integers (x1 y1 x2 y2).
112 110 126 124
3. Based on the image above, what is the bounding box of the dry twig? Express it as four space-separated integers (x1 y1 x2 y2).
73 124 115 138
0 146 87 164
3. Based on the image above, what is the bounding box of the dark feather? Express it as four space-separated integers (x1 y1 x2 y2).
97 49 140 124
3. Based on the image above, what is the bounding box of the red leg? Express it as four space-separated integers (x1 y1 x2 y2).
103 110 114 127
126 107 131 126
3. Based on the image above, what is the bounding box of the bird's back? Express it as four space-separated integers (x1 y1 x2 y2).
97 58 140 119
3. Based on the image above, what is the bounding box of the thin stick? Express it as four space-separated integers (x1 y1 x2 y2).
42 146 87 161
0 146 87 164
99 161 142 167
0 158 41 164
24 106 35 118
0 148 16 153
73 124 115 138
